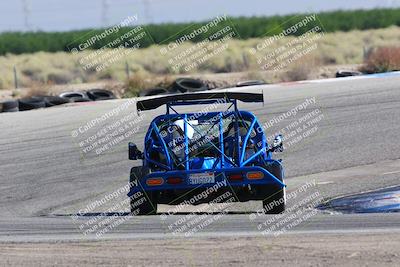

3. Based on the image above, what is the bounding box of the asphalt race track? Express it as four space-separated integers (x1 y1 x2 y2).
1 74 400 264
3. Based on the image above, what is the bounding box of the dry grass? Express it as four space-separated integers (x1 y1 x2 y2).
1 26 400 90
280 56 321 82
360 46 400 73
23 81 54 97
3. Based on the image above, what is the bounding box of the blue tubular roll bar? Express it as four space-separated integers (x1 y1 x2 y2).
239 118 257 163
184 114 189 170
234 100 241 164
167 103 237 168
219 112 225 168
144 99 269 171
151 121 172 168
145 128 170 170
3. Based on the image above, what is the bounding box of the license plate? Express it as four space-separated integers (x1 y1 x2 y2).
189 172 215 185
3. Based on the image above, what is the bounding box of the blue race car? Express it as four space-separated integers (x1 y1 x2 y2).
127 92 286 215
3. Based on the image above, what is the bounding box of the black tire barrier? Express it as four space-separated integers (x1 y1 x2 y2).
139 88 169 97
336 70 362 78
18 97 46 111
68 96 92 102
236 80 266 87
59 91 91 103
86 89 115 101
42 96 70 107
171 78 208 93
1 100 19 112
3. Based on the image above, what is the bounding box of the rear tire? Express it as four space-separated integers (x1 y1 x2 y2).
129 166 157 215
260 161 286 214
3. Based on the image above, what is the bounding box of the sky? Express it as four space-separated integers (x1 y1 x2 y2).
0 0 400 32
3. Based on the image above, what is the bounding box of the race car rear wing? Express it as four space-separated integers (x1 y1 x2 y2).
136 92 264 111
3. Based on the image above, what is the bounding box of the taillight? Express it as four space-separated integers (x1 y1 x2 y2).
167 177 183 184
146 178 164 186
247 171 264 180
228 173 243 181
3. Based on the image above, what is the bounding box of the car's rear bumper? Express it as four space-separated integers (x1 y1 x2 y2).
127 165 285 197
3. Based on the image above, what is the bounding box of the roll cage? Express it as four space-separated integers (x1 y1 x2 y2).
141 94 271 172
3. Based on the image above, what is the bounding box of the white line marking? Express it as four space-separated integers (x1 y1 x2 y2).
316 181 335 185
383 170 400 175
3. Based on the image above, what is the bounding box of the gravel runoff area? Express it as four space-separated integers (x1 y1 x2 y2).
1 232 399 267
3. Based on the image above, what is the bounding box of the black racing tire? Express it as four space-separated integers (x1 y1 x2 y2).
86 89 115 101
171 78 208 93
1 100 19 112
18 97 46 111
259 161 286 214
69 96 91 102
59 91 91 102
336 70 362 78
139 88 169 97
130 166 158 215
39 96 70 107
236 80 266 87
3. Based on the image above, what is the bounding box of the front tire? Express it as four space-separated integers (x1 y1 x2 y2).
129 166 158 215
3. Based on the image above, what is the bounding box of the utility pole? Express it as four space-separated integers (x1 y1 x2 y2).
101 0 110 27
142 0 153 24
125 61 130 81
21 0 32 31
13 66 19 89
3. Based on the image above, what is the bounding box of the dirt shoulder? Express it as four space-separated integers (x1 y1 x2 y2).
0 232 398 267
